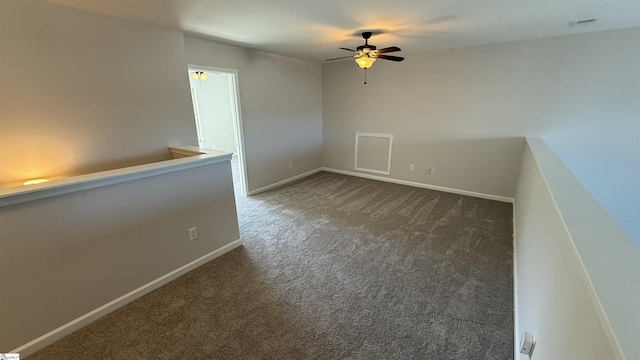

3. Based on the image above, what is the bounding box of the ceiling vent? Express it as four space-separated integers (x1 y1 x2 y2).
571 18 597 27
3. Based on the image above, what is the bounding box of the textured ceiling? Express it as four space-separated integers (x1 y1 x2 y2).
48 0 640 62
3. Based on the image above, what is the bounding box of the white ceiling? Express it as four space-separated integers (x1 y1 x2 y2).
48 0 640 62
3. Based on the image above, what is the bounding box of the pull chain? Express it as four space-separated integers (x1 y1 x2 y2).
364 68 367 85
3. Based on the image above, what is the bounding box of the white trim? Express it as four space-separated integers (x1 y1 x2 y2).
321 167 514 203
248 168 323 196
245 166 513 202
188 64 249 197
354 132 393 175
189 86 205 145
11 239 243 357
0 151 232 207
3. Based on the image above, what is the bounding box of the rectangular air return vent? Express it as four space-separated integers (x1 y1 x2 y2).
354 132 393 175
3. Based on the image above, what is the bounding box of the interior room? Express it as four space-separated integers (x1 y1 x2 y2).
1 1 638 359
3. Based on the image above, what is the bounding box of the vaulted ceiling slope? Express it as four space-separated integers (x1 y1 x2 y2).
47 0 640 62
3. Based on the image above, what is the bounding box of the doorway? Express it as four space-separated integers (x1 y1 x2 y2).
188 65 248 196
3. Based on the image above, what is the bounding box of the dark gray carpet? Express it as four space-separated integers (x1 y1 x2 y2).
28 171 514 360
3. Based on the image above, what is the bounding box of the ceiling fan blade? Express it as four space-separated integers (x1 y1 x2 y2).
376 54 405 62
377 46 401 53
326 55 356 61
339 47 357 52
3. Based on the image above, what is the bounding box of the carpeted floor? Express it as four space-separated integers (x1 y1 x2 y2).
28 170 514 360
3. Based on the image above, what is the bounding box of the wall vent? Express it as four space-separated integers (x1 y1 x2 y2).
571 18 597 27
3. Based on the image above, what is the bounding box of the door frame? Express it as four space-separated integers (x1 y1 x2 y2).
188 64 248 197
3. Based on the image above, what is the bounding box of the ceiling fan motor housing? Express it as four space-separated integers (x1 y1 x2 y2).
357 31 376 52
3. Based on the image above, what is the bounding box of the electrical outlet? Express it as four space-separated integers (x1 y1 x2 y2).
409 164 415 172
188 227 198 241
431 167 436 174
288 161 293 168
519 331 535 357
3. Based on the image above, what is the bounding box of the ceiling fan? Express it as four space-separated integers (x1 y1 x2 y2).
326 31 404 84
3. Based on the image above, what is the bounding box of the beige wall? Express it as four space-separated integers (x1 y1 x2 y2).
514 143 617 359
322 45 528 199
516 138 640 360
184 36 323 192
535 28 640 246
0 159 240 353
0 1 198 188
0 2 242 353
322 27 640 209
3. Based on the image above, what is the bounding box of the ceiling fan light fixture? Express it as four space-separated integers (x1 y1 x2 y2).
326 32 403 83
355 57 376 69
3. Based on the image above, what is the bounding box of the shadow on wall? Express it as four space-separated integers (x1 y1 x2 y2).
70 149 175 179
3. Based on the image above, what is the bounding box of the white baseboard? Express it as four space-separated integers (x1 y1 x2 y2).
12 239 243 357
248 168 323 195
321 167 514 203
